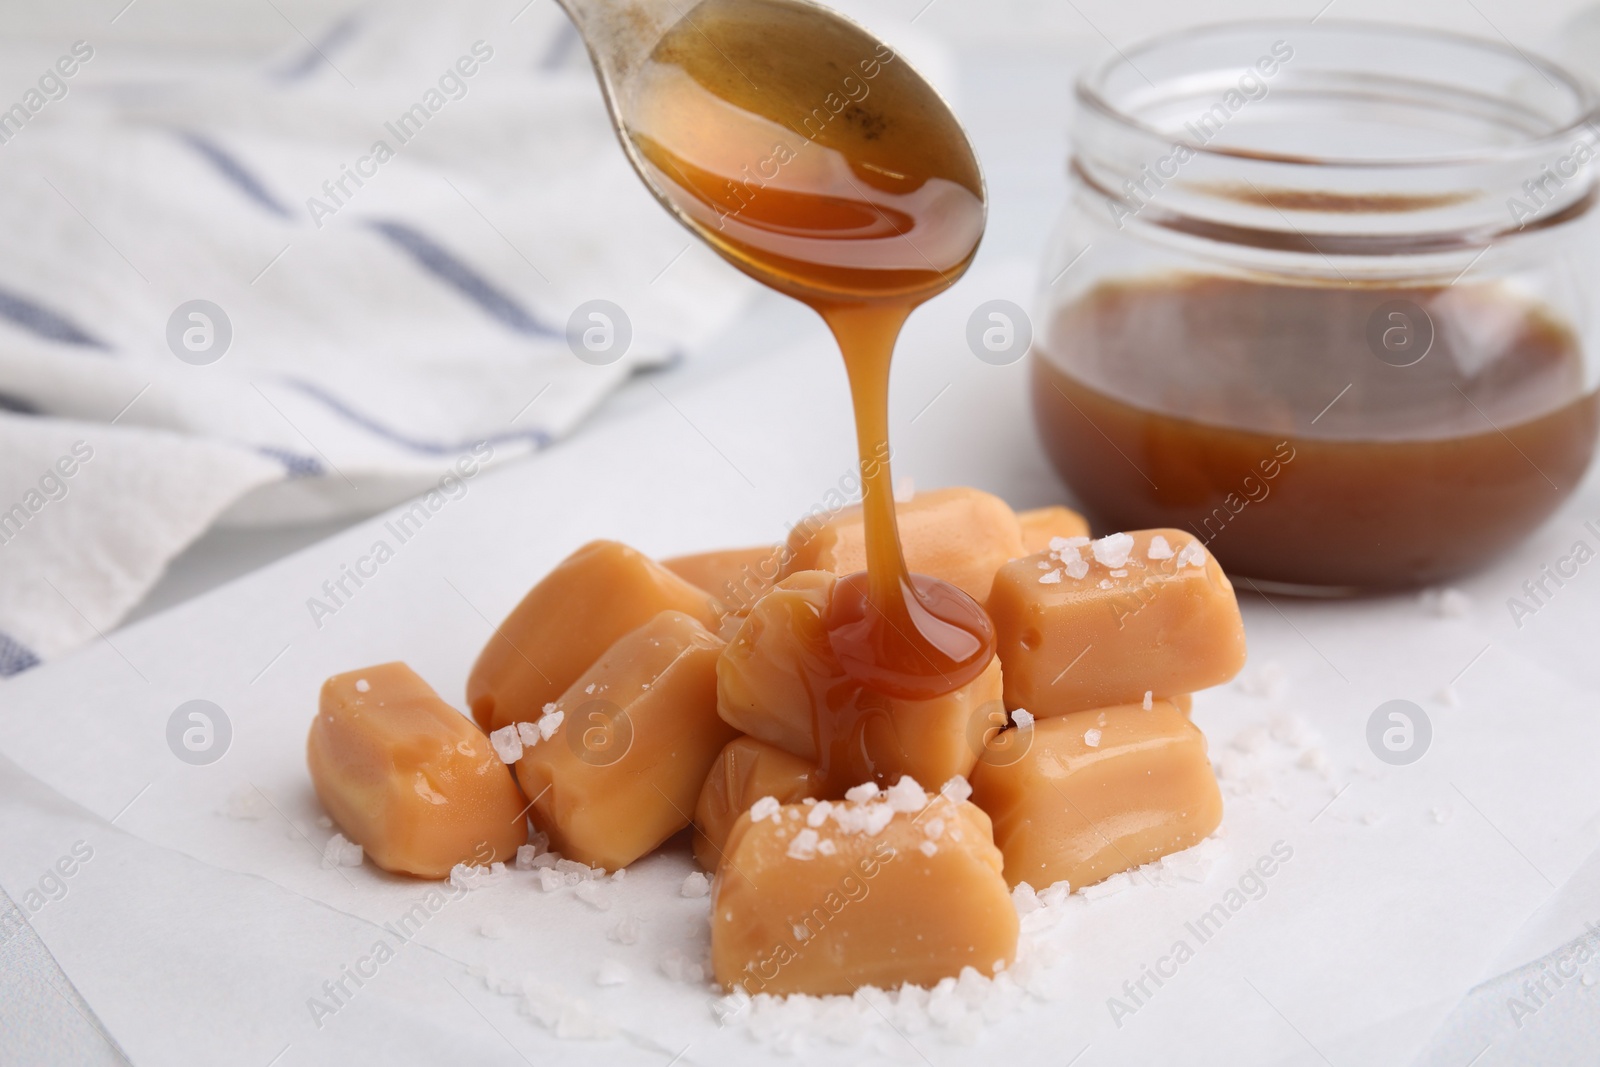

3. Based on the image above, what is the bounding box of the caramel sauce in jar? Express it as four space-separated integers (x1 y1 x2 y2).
1034 276 1599 589
628 0 994 704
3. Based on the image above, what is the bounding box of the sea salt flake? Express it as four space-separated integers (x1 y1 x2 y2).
919 840 939 857
1142 691 1153 711
479 917 507 939
516 721 541 748
1436 685 1460 707
1098 579 1113 589
844 782 880 804
1012 708 1035 729
1048 535 1090 552
321 833 363 869
681 872 711 898
1430 805 1453 825
354 678 370 693
450 861 507 890
863 805 895 836
537 867 565 892
817 839 836 855
1147 535 1174 560
940 776 973 804
1175 540 1207 568
1038 570 1064 585
585 683 596 694
924 818 945 839
1091 532 1135 568
750 796 781 822
885 776 928 813
787 829 821 860
1109 568 1129 578
537 709 565 740
489 725 523 764
220 787 270 821
1239 661 1288 699
1064 558 1089 580
608 914 642 944
595 960 631 987
574 881 612 911
659 949 707 985
1083 728 1102 748
806 801 833 827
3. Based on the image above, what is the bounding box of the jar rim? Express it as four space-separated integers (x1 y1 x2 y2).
1075 19 1600 170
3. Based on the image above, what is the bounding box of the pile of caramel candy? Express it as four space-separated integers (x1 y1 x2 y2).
307 488 1246 996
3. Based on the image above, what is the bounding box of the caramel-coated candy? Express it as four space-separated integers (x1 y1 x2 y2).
1017 505 1090 555
970 702 1221 889
782 487 1023 602
664 545 783 615
516 610 737 870
307 663 528 879
717 571 997 790
694 736 824 871
712 785 1018 996
468 541 720 733
987 529 1246 717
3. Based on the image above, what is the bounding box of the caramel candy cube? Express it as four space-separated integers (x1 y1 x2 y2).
1017 505 1090 555
717 570 997 790
783 486 1024 602
467 540 720 734
987 529 1246 717
712 784 1018 996
664 545 783 615
970 702 1221 890
307 663 528 879
516 610 737 870
694 736 823 871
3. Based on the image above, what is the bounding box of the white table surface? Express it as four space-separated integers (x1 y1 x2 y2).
6 1 1600 1063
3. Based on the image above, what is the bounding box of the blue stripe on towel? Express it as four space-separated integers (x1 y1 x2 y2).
0 286 108 349
0 392 39 415
272 13 362 83
257 446 325 478
281 377 554 456
177 132 292 218
367 220 560 339
0 631 40 677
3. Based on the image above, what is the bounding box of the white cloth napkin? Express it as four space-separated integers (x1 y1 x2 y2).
0 0 753 672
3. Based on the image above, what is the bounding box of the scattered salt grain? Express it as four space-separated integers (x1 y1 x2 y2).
787 829 821 860
806 801 833 827
220 787 270 821
1091 532 1135 568
316 815 333 829
1012 708 1035 729
750 796 781 822
585 683 596 695
1430 805 1453 825
1422 587 1473 618
1083 728 1102 748
1038 570 1063 585
885 777 928 814
537 709 565 740
1232 725 1271 755
660 949 708 985
1081 871 1131 900
1268 714 1311 746
1175 540 1207 568
1064 558 1089 580
924 818 945 839
817 839 837 856
451 861 508 890
1361 811 1383 826
1298 748 1332 776
537 867 565 892
574 881 612 911
919 840 939 857
479 917 507 939
1436 685 1460 708
610 867 626 882
489 725 523 764
321 833 363 869
1142 691 1153 711
1239 661 1288 700
516 721 541 749
354 678 370 693
1109 568 1128 578
681 872 711 898
1583 973 1597 988
845 782 880 804
1011 882 1042 917
1147 535 1174 560
940 776 973 804
1048 536 1090 553
596 960 631 987
1098 579 1113 590
608 914 642 944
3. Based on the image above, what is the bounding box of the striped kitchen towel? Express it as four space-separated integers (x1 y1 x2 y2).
0 0 754 672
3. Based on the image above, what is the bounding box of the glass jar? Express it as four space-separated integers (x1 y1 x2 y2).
1033 21 1600 592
